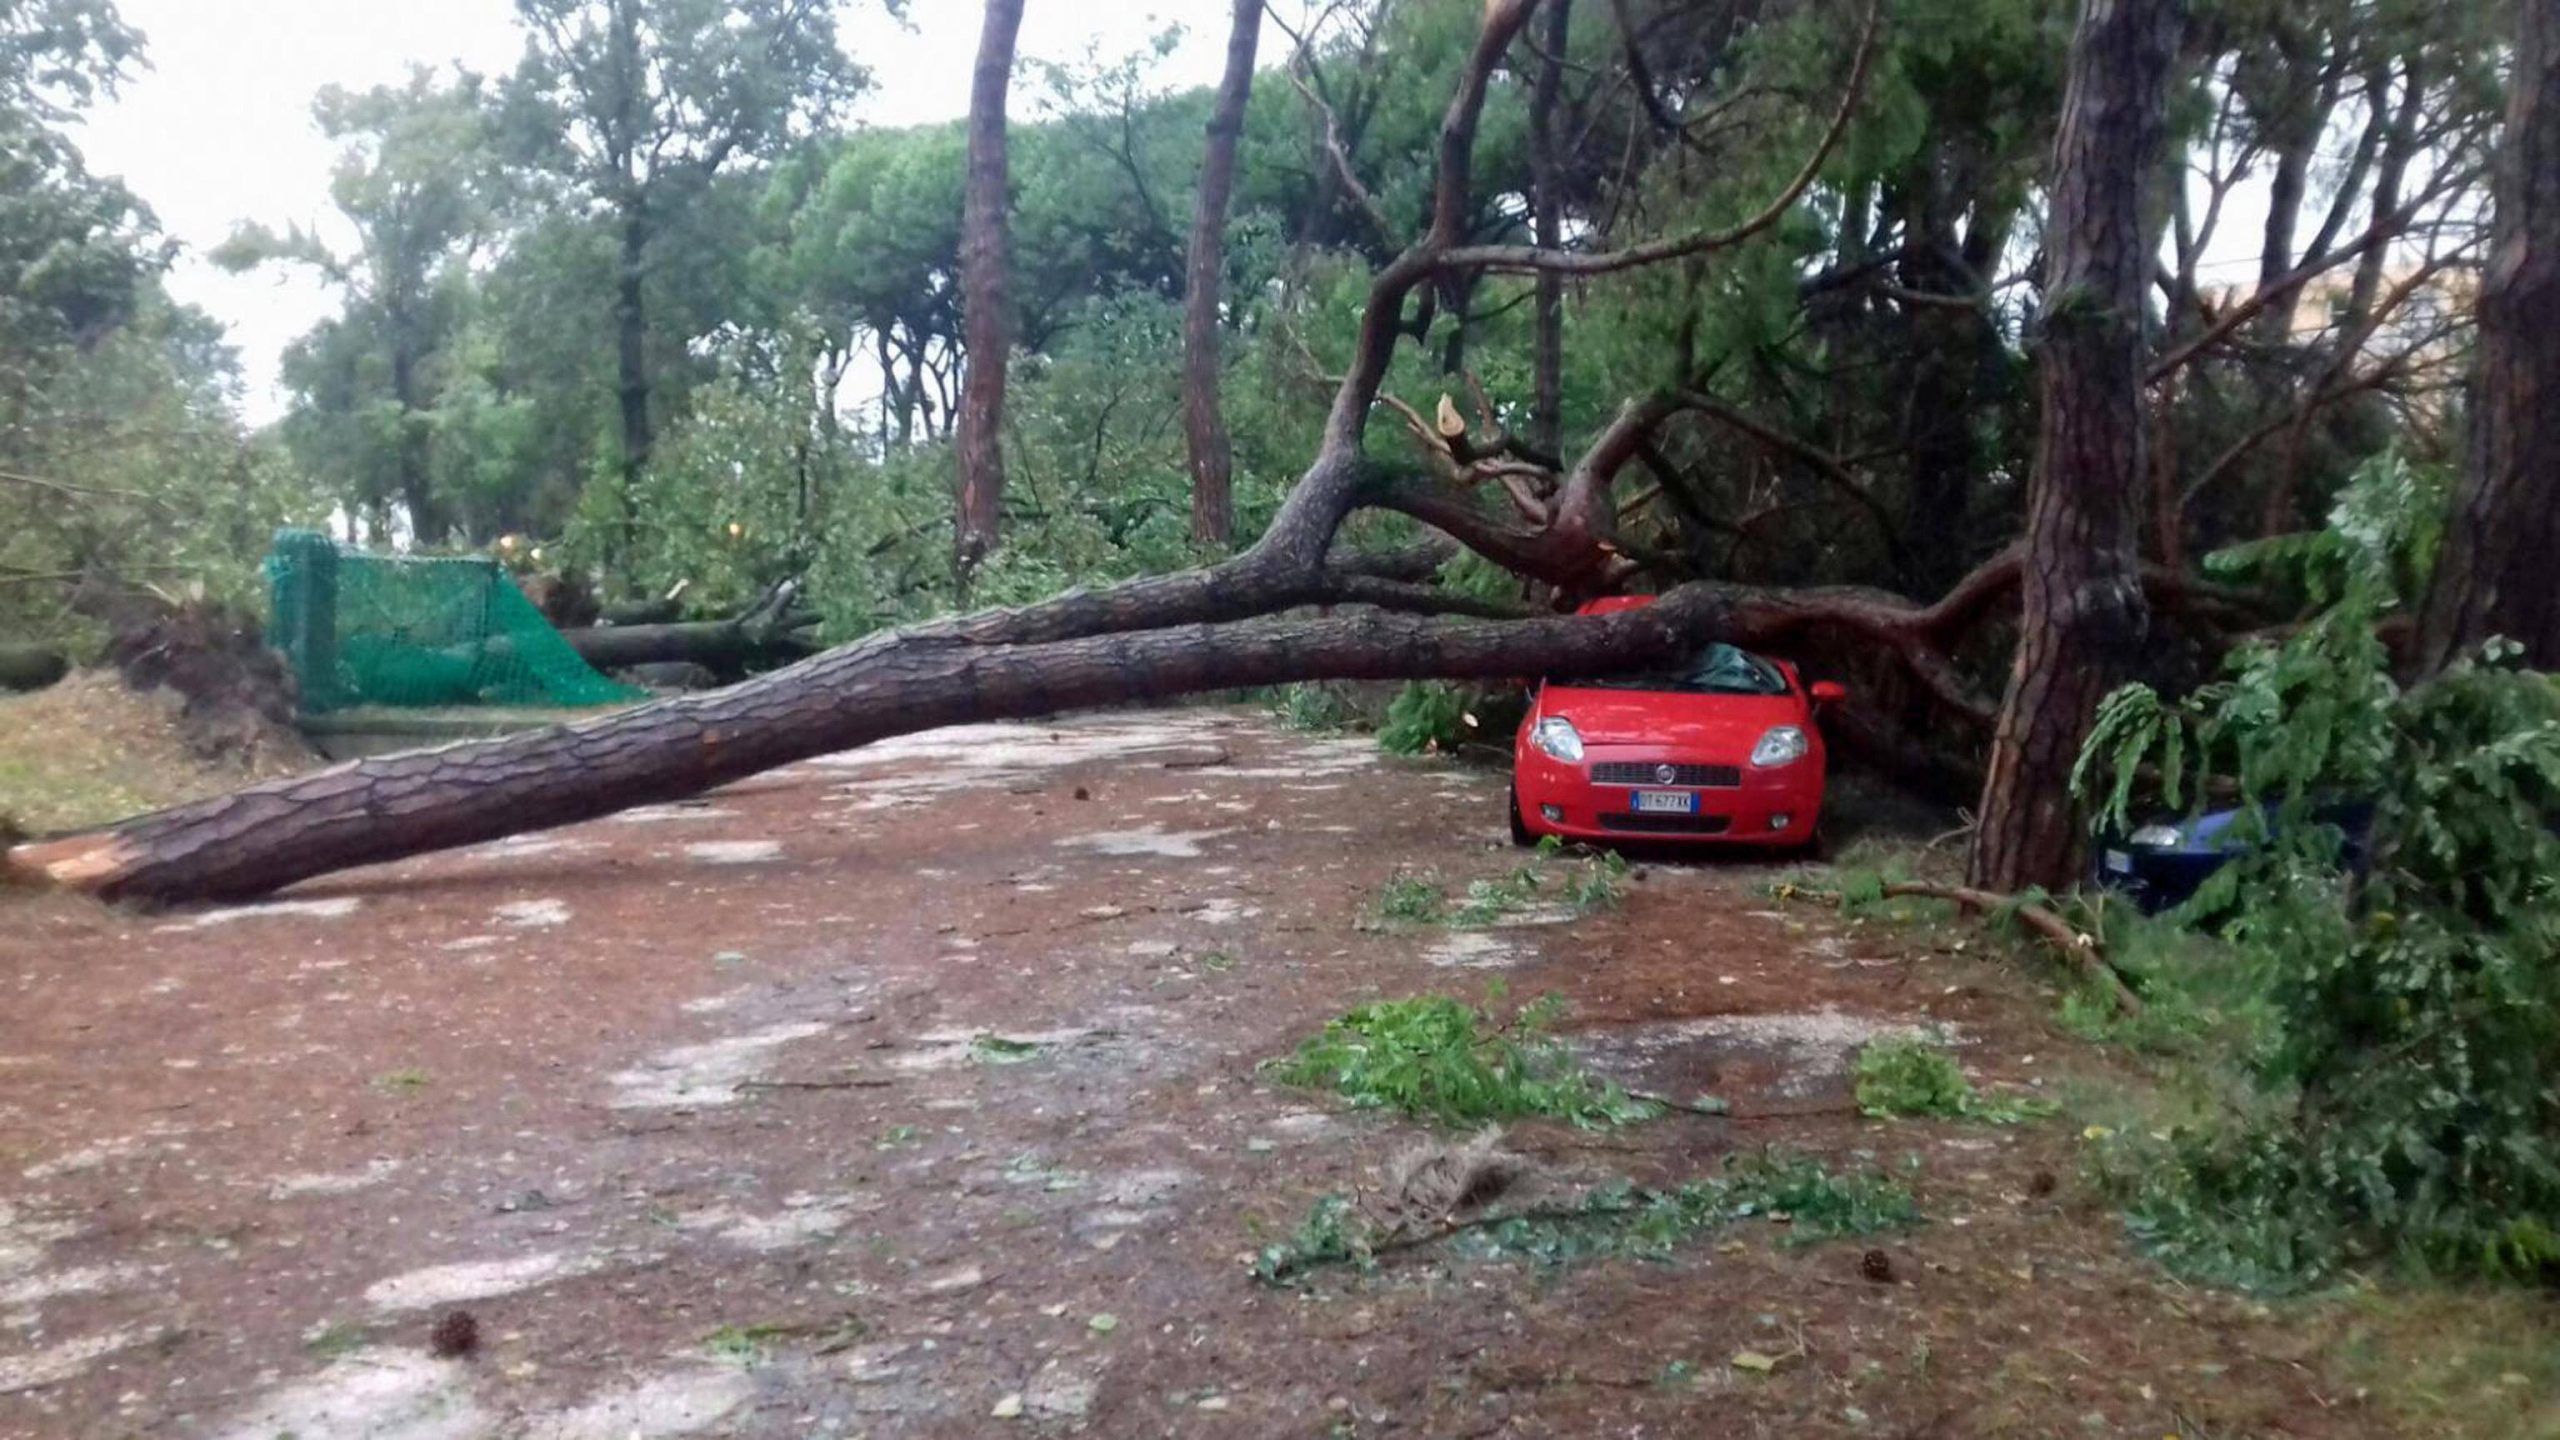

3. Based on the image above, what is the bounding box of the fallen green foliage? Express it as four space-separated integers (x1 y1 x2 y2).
1854 1039 2056 1125
969 1034 1045 1065
1374 838 1630 928
1378 681 1476 755
1252 1149 1918 1284
2076 457 2560 1287
1266 992 1654 1128
1375 872 1448 924
1270 682 1363 734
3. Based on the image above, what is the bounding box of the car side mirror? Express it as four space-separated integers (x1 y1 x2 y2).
1809 680 1848 706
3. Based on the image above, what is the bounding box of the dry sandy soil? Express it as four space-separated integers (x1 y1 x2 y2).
0 708 2497 1438
0 672 308 837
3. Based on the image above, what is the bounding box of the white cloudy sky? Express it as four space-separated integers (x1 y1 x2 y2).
72 1 1254 425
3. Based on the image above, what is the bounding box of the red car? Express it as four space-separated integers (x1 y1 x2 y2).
1510 596 1844 848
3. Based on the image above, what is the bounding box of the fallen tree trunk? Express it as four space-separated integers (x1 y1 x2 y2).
559 617 818 672
10 592 1724 904
0 644 67 693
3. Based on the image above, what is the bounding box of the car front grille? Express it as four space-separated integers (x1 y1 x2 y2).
1598 812 1734 835
1590 761 1741 789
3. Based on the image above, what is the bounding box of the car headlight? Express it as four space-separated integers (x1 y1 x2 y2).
2127 823 2185 849
1529 717 1584 762
1750 725 1809 768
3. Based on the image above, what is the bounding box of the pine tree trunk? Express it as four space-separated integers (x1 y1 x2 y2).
1970 0 2182 894
953 0 1026 581
1182 0 1262 547
2419 0 2560 672
1529 0 1572 456
615 203 652 488
389 339 444 547
12 596 1718 905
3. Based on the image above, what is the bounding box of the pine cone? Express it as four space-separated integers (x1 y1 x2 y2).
429 1310 480 1358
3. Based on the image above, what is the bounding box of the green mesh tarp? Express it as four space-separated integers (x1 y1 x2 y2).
265 529 640 712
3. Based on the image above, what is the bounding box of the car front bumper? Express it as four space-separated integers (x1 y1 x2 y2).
1514 746 1823 845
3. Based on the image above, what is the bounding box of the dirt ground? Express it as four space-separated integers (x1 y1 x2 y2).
0 708 2530 1438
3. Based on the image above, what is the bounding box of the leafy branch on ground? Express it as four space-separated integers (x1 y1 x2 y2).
1265 991 1655 1128
1268 682 1364 734
1377 681 1479 756
1773 870 2142 1016
1252 1149 1918 1284
1374 837 1630 928
1854 1038 2055 1125
2074 456 2560 1287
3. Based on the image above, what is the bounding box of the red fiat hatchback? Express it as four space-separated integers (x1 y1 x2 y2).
1510 596 1843 848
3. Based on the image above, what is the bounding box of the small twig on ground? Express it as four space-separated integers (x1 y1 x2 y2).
1625 1088 1732 1118
1789 880 2143 1016
1160 748 1233 770
735 1076 895 1092
1722 1101 1866 1122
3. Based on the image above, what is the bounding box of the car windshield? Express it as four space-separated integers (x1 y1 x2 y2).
1575 642 1788 696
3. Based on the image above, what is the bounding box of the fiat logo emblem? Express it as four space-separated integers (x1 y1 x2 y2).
1654 764 1677 785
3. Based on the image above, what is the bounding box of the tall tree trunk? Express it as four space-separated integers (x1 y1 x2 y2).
2419 0 2560 672
608 0 651 507
1893 175 1989 595
389 339 443 548
1529 0 1572 456
1970 0 2181 894
2344 61 2424 334
1182 0 1262 548
616 199 655 504
953 0 1027 582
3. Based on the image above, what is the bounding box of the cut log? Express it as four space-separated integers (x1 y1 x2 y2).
559 617 818 673
0 644 68 693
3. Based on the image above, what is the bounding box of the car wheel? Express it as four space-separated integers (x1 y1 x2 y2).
1508 785 1535 847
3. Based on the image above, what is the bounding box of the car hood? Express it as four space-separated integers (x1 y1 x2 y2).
1541 685 1801 749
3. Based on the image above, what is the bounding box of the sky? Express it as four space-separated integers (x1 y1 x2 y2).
72 1 1252 426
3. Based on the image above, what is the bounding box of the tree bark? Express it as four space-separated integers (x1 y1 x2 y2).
388 334 445 547
2418 0 2560 673
1182 0 1262 548
556 619 813 673
1970 0 2181 894
1529 0 1572 456
609 0 652 500
953 0 1027 582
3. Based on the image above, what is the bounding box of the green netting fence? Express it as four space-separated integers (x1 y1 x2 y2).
265 530 641 712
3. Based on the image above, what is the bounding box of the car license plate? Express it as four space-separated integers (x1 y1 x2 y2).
2103 850 2133 875
1631 790 1697 814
